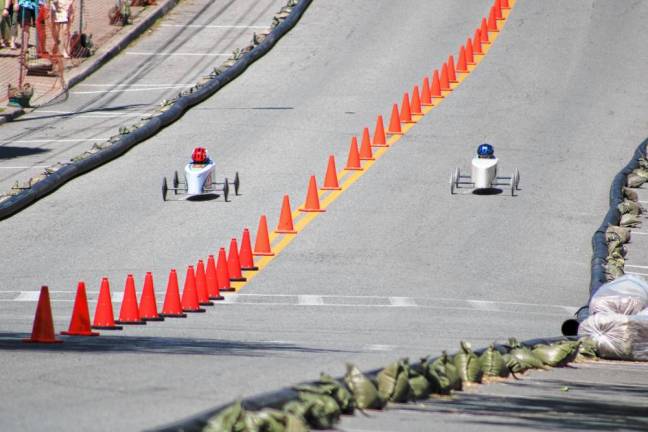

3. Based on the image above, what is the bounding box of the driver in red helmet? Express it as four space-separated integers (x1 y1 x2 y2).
191 147 210 165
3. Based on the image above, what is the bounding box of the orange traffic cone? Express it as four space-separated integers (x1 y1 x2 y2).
495 0 504 19
473 29 483 54
228 238 247 282
387 104 403 135
400 92 414 123
488 6 499 32
139 272 164 321
92 278 123 330
502 0 510 9
373 115 388 146
206 255 224 300
62 282 99 336
181 265 205 313
239 228 258 271
321 155 341 190
411 85 423 115
253 215 274 256
195 260 214 306
466 37 475 65
457 46 468 73
160 269 187 318
276 195 297 233
116 274 146 325
480 18 490 43
359 127 374 160
23 286 63 343
447 56 458 83
421 77 433 106
345 136 363 170
300 176 326 212
217 247 235 292
431 70 443 99
440 64 451 91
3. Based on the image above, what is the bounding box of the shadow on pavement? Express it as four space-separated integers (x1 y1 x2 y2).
0 146 49 159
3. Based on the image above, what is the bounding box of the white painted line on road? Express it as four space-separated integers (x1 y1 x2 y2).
71 87 190 94
467 300 498 311
625 264 648 269
562 306 578 314
160 24 267 29
365 344 395 352
1 138 109 143
112 292 124 303
298 295 323 306
34 109 148 118
389 297 417 307
125 52 231 56
629 231 648 235
221 294 239 303
0 166 48 169
13 291 40 301
76 83 192 87
625 271 648 277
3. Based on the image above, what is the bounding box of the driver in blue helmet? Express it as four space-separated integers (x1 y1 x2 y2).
477 143 495 159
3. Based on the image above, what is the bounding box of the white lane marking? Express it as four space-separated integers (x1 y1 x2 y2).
365 344 395 352
298 295 323 306
625 264 648 269
0 166 48 169
467 300 499 311
75 83 192 87
34 109 148 118
221 294 239 303
1 138 109 143
71 87 190 94
13 291 41 301
630 231 648 235
389 297 417 307
625 271 648 277
111 292 124 303
562 306 578 314
160 24 267 29
125 52 231 56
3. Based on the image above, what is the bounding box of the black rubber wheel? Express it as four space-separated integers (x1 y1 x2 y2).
223 178 230 202
162 177 168 201
234 172 240 195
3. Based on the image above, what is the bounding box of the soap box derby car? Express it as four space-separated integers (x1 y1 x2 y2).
162 147 240 201
450 144 520 196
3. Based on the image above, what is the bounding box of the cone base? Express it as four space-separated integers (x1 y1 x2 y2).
344 167 363 171
299 208 326 212
183 308 206 313
421 102 433 107
253 251 274 256
321 186 342 191
387 131 403 135
115 320 147 325
23 338 63 344
275 229 297 234
199 301 214 306
359 157 375 161
220 287 236 292
159 312 187 318
241 266 259 271
372 143 389 147
230 277 247 282
61 330 100 336
209 295 225 301
456 69 469 74
92 325 124 330
401 120 416 124
432 95 444 99
141 316 165 322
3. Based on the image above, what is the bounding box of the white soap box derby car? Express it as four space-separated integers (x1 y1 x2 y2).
450 144 520 196
162 147 240 201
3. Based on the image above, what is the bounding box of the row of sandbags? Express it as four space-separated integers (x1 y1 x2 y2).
203 338 594 432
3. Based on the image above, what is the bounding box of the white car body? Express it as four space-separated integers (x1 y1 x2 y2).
184 160 215 195
450 153 519 196
471 157 498 189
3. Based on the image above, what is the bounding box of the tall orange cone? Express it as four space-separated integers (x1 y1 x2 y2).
195 260 214 306
501 0 510 10
372 115 388 146
92 278 123 330
321 155 341 190
253 215 274 256
239 228 258 271
345 136 363 170
480 18 490 43
431 70 443 99
228 238 247 282
139 272 164 321
160 269 187 318
217 247 235 292
447 56 458 83
116 274 146 325
181 265 205 313
299 176 326 212
359 127 374 160
473 29 483 54
387 103 403 135
411 86 423 115
24 286 63 343
440 64 451 91
400 92 414 123
457 46 468 73
466 37 475 65
275 195 297 233
488 6 499 32
495 0 503 19
206 255 224 300
421 77 433 106
62 282 99 336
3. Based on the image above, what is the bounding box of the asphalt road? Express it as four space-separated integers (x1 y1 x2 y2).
1 0 648 431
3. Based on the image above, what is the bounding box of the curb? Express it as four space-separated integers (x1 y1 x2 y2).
149 336 569 432
0 106 25 126
0 0 312 221
562 137 648 335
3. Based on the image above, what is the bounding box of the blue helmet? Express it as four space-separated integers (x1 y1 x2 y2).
477 143 494 157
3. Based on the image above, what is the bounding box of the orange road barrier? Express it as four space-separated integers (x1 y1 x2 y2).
447 55 458 83
276 195 298 234
181 265 205 313
360 127 375 160
206 255 225 300
421 77 433 106
431 70 443 99
387 104 403 135
253 215 274 256
457 46 468 73
217 247 236 292
480 18 490 43
300 176 326 212
322 155 342 190
116 274 146 324
160 269 187 318
373 115 388 146
495 0 504 20
411 85 423 115
345 136 363 169
92 278 123 330
24 286 63 343
228 239 247 282
488 6 499 32
239 228 259 271
400 92 414 123
195 260 214 306
466 37 476 65
473 29 484 54
440 64 451 91
62 282 100 336
139 272 164 321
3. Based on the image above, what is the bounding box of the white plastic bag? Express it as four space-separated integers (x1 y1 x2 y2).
589 274 648 315
578 313 648 360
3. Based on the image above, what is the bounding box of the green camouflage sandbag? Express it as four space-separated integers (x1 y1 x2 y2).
377 359 412 403
407 367 432 400
204 401 247 432
508 338 545 370
576 337 599 360
618 200 643 216
624 187 639 202
532 341 580 367
606 225 631 243
344 364 385 410
453 341 483 383
429 352 463 393
295 373 354 415
244 409 309 432
620 213 641 228
284 392 340 429
627 173 647 188
479 344 509 378
633 167 648 179
502 353 527 374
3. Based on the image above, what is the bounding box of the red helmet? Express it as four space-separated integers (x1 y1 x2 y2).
192 147 207 163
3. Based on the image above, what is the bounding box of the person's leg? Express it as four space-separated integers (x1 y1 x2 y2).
36 3 48 57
